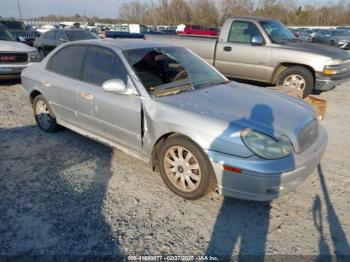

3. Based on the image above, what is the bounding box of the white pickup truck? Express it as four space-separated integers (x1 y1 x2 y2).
146 17 350 97
0 23 41 79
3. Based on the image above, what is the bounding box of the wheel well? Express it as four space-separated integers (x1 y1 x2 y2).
272 63 315 84
30 90 41 104
150 132 177 171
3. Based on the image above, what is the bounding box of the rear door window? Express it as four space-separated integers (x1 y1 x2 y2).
47 45 87 79
81 46 127 86
56 31 68 41
45 31 56 40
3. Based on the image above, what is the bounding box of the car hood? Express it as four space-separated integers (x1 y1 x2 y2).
279 41 350 60
155 82 316 152
0 40 36 52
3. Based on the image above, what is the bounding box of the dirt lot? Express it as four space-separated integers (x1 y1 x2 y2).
0 80 349 259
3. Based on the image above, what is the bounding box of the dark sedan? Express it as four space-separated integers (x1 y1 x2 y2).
34 29 99 57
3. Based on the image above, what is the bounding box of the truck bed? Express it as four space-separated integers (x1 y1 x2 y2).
145 34 217 65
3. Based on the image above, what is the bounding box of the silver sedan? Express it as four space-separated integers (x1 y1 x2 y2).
21 39 327 201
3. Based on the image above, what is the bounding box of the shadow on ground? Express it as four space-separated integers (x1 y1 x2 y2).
0 125 123 256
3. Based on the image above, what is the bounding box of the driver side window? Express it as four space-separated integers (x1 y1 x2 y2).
228 21 262 44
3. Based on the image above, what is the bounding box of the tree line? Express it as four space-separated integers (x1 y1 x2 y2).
30 0 350 27
118 0 350 26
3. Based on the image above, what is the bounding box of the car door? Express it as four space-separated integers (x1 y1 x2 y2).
214 20 272 82
77 46 142 151
42 30 57 54
44 45 88 124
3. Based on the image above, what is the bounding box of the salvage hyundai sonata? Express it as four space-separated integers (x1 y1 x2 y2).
21 39 327 201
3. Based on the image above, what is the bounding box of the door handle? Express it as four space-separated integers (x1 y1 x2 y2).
80 92 94 101
223 46 232 52
41 80 51 87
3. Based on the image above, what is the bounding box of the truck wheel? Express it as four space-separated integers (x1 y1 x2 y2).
277 66 314 98
33 95 59 133
158 135 216 200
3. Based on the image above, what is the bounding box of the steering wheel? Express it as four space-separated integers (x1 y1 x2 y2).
172 70 189 82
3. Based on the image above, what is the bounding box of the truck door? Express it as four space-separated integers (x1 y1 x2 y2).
215 20 272 82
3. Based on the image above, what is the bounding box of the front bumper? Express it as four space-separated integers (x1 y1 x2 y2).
315 70 350 91
0 63 31 79
207 126 327 201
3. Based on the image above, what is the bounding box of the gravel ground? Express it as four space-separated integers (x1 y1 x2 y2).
0 80 349 259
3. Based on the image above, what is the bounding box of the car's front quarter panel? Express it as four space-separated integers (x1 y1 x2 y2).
141 98 253 159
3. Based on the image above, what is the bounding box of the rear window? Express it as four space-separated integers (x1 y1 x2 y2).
65 30 98 41
47 45 87 79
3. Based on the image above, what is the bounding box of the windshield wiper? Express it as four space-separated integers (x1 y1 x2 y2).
152 83 194 97
195 80 229 89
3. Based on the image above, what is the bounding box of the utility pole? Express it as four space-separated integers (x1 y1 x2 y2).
17 0 22 20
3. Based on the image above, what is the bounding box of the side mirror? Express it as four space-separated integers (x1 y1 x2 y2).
251 35 264 46
102 79 132 94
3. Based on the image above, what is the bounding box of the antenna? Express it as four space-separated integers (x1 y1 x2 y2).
17 0 22 19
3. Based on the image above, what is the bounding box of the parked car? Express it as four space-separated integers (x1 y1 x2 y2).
0 18 37 46
34 29 99 57
290 28 313 42
104 30 144 39
314 29 350 49
146 17 350 98
36 24 56 35
21 39 327 201
177 24 219 36
0 24 41 79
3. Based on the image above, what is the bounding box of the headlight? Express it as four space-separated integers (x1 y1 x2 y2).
29 51 41 62
323 59 350 75
241 129 292 160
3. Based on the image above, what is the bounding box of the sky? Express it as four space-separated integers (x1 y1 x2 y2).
0 0 336 19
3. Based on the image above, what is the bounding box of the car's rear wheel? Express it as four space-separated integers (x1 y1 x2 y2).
33 95 59 133
277 66 314 98
158 135 216 200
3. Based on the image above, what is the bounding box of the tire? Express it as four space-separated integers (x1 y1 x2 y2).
330 40 336 47
277 66 314 98
38 48 45 59
33 95 59 133
157 135 216 200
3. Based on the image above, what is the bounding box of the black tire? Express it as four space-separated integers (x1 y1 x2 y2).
33 95 59 133
38 48 45 59
157 134 216 200
277 66 314 98
330 40 336 47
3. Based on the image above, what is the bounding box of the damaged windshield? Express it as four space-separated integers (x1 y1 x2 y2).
124 46 228 97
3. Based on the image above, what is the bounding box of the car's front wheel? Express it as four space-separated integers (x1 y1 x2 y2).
277 66 314 98
33 95 59 133
158 135 216 200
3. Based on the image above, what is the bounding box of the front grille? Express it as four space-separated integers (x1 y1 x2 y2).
0 53 28 63
297 120 319 152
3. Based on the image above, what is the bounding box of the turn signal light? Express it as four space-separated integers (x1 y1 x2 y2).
223 165 242 174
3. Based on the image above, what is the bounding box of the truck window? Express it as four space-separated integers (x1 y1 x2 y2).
228 20 261 44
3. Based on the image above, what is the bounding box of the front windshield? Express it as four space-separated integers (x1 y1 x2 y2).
0 25 15 41
260 21 296 43
332 30 350 36
124 47 228 97
1 21 26 30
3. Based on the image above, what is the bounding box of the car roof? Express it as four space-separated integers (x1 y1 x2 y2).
67 39 177 51
230 16 279 22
